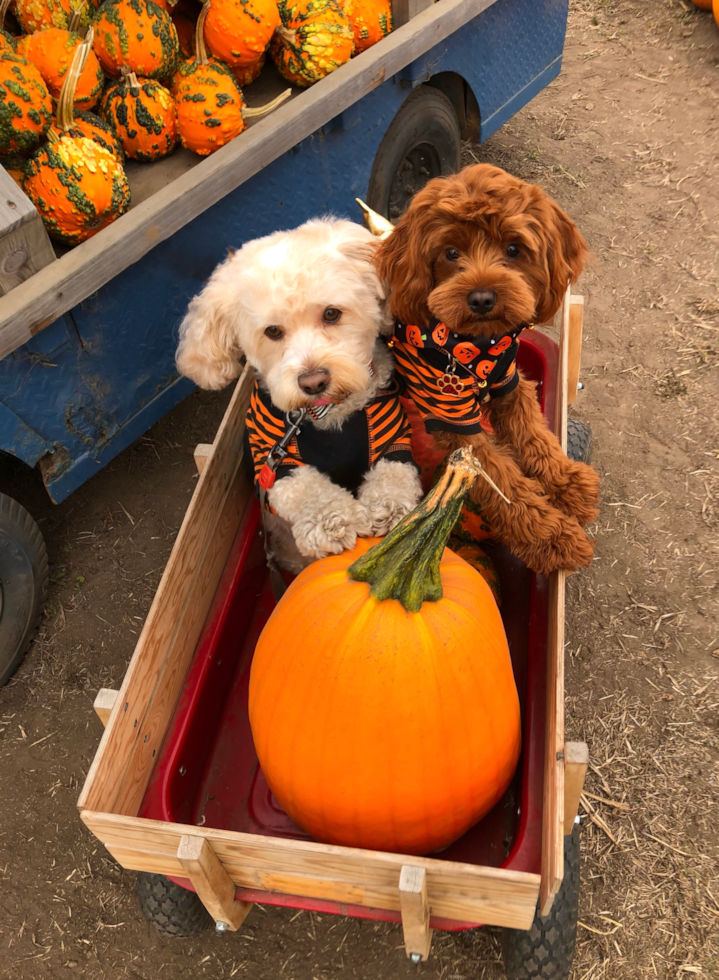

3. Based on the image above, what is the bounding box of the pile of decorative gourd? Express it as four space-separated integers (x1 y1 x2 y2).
0 0 393 246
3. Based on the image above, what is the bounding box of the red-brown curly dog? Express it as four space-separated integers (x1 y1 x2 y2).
376 163 600 576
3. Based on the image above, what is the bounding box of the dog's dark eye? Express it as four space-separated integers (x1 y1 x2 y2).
322 307 342 323
445 249 460 262
264 325 283 341
506 244 521 259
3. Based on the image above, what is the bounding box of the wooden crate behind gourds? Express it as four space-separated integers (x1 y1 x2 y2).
0 0 394 246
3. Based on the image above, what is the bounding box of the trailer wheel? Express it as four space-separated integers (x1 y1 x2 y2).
367 85 461 220
0 493 48 688
501 824 580 980
137 873 212 937
566 419 592 464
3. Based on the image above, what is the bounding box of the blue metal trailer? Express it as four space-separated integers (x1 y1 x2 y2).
0 0 568 677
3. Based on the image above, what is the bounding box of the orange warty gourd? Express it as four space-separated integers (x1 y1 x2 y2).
102 68 177 160
2 150 27 183
23 32 130 243
271 0 353 86
342 0 390 54
0 49 52 155
13 0 92 33
17 27 104 107
174 2 287 155
232 50 263 87
92 0 179 79
203 0 279 70
249 448 521 855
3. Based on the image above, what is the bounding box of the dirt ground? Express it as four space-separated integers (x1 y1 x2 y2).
1 0 718 977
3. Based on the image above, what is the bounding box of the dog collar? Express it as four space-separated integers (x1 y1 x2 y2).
393 319 525 394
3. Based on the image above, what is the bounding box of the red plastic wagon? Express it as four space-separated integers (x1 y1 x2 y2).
79 288 591 980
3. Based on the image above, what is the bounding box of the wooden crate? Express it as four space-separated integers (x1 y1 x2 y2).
78 290 587 958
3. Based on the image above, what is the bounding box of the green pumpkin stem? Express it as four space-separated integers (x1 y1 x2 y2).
195 1 210 66
56 26 94 132
348 447 485 613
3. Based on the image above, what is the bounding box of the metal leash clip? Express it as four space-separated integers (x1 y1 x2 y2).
258 408 307 490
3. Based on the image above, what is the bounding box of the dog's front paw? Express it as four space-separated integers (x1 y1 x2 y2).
358 460 423 537
293 501 371 559
559 460 600 525
525 516 595 576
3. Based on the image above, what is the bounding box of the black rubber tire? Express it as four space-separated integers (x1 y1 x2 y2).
501 824 580 980
0 492 48 687
367 85 461 221
136 872 213 937
566 419 593 465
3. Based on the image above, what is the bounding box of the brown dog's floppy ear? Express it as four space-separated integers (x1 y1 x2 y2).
534 201 590 325
375 207 436 326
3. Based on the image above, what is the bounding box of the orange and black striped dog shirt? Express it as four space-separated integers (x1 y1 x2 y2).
392 319 525 435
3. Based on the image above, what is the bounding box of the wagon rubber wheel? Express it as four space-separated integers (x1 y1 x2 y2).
0 492 48 688
137 872 213 937
367 85 461 221
566 419 592 464
501 823 581 980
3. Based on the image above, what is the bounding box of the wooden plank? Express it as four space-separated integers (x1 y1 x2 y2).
0 0 499 359
563 742 589 835
399 865 433 961
177 835 253 930
540 287 570 916
0 169 55 297
566 294 584 407
393 0 435 29
93 689 119 728
81 811 541 930
194 443 213 475
77 365 255 817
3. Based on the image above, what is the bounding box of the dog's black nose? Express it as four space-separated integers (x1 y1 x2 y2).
298 369 330 395
467 289 497 315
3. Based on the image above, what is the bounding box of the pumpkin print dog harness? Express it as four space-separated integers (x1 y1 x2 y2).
392 318 526 435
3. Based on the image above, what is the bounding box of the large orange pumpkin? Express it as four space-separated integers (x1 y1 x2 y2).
713 0 719 25
92 0 179 79
271 0 353 87
249 448 521 854
342 0 391 54
17 27 104 107
203 0 279 70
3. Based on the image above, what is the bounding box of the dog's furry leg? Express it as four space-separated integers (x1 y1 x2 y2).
434 431 594 575
268 467 371 559
488 376 600 526
357 459 423 536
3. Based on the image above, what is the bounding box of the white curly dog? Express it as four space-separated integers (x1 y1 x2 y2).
176 217 422 571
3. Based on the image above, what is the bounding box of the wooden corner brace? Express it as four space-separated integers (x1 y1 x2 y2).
399 865 433 962
563 741 589 834
93 688 119 727
177 835 252 931
194 443 213 475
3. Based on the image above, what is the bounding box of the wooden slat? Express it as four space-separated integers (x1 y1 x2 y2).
399 865 433 960
563 742 589 835
81 811 541 930
0 168 55 297
93 689 119 728
194 443 213 475
177 835 253 930
540 287 570 916
77 365 255 817
0 0 499 359
566 294 584 407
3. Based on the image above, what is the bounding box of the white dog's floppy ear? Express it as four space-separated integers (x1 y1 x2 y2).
333 221 392 331
176 263 243 390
